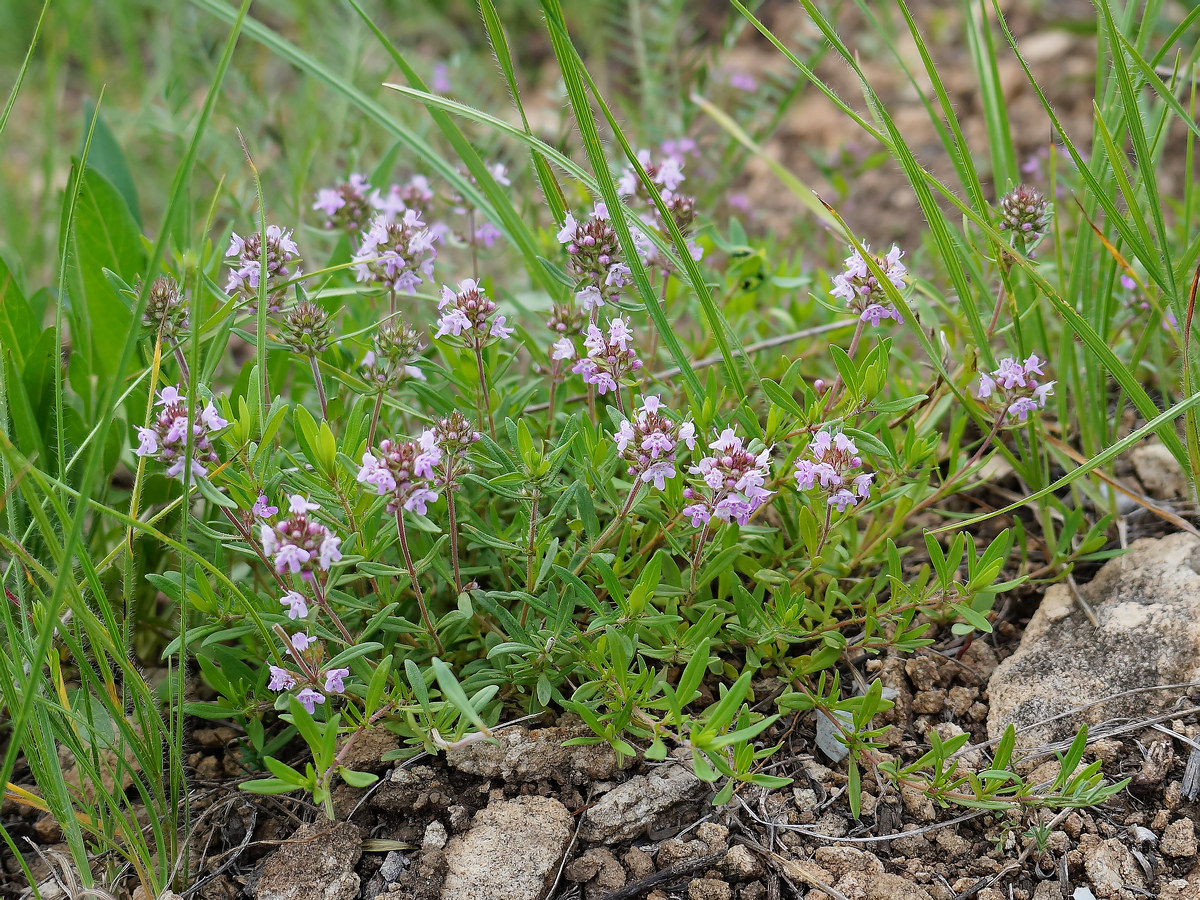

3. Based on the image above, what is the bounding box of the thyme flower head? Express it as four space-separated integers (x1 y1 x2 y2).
225 225 301 313
313 173 381 235
434 278 514 347
363 318 426 390
683 428 773 528
997 185 1052 242
571 317 643 395
977 354 1055 422
134 385 227 481
830 244 907 327
558 203 632 311
357 432 442 516
353 210 438 293
794 429 874 512
141 275 189 340
614 395 696 490
260 495 343 579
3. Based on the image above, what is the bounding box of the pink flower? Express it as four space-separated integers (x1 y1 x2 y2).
324 668 350 693
253 494 279 518
289 632 315 654
280 591 309 619
978 354 1055 423
267 666 295 691
296 688 325 714
793 428 873 511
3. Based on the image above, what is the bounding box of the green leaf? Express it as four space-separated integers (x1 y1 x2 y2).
72 166 145 379
0 250 36 370
80 100 141 227
338 767 379 789
430 657 493 735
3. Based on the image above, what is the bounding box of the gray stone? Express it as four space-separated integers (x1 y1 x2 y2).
988 534 1200 748
254 821 361 900
378 850 407 883
581 764 706 843
446 724 621 785
1130 442 1189 499
440 796 572 900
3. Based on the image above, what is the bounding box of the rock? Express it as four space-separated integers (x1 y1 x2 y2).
581 764 706 843
1130 442 1189 499
624 846 654 879
912 690 946 715
865 875 934 900
695 822 729 851
254 821 362 900
1032 883 1063 900
987 534 1200 747
813 846 884 878
719 845 764 881
899 782 935 822
1160 818 1197 857
688 879 732 900
446 724 621 785
1076 835 1147 899
32 815 62 844
423 820 447 851
564 848 625 894
657 837 709 868
379 851 407 883
441 796 572 900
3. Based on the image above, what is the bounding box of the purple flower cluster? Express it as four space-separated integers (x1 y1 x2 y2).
434 278 514 347
134 386 228 480
353 209 438 293
617 149 686 199
682 428 773 528
614 395 696 490
357 432 442 515
976 354 1055 422
312 173 381 235
572 317 643 395
830 244 907 327
613 149 703 279
260 495 344 579
267 629 350 714
793 430 874 512
225 225 301 312
557 203 633 312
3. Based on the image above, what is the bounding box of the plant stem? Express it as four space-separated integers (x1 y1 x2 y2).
311 574 354 646
473 345 495 440
820 319 865 415
573 483 640 576
395 507 443 653
170 339 191 383
445 468 464 594
368 393 385 447
308 353 328 420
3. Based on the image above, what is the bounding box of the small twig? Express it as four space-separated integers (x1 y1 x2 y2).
546 793 587 900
